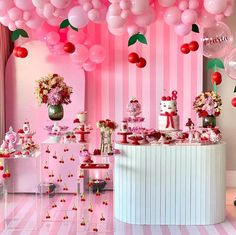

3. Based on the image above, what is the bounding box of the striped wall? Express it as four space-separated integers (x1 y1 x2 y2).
85 21 203 147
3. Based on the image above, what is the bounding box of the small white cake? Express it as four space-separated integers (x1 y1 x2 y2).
158 91 179 131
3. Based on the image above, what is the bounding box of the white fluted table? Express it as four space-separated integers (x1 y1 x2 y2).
114 142 226 225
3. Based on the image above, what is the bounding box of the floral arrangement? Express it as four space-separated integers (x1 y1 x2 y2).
35 74 73 105
193 91 222 117
96 119 118 132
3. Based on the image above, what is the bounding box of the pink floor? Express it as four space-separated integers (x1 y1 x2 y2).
1 189 236 235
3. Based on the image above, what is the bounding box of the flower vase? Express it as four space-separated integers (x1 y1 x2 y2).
48 104 64 121
100 131 105 153
107 131 113 154
203 116 216 128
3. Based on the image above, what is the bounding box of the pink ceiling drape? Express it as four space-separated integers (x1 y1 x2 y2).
0 25 12 142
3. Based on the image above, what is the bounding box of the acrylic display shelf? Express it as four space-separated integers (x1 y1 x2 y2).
114 142 226 225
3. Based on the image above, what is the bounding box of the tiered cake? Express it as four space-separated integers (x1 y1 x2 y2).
158 91 179 131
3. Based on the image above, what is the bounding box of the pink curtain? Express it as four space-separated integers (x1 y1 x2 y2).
0 25 12 142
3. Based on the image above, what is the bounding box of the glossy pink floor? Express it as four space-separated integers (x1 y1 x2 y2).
1 189 236 235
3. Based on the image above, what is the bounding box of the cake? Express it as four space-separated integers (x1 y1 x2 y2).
127 98 142 117
158 91 179 131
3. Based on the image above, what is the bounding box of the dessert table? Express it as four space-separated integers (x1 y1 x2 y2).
114 142 226 225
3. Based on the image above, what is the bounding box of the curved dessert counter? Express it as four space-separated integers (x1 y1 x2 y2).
114 142 226 225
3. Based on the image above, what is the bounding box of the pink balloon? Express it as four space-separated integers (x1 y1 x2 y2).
0 0 14 10
47 16 61 26
32 0 48 8
164 7 181 25
13 0 34 11
26 13 43 29
83 2 93 12
50 0 71 9
202 22 233 58
89 44 105 64
178 1 189 11
204 0 227 15
224 6 233 17
83 36 94 46
52 42 66 55
174 23 192 36
70 44 89 63
215 14 225 21
108 25 126 36
35 22 57 40
54 8 67 18
127 24 139 36
8 22 16 31
131 0 149 15
189 0 199 10
15 20 25 28
46 31 60 45
121 9 129 19
158 0 176 7
67 28 86 44
181 9 198 25
68 6 89 28
108 3 121 15
23 11 31 21
88 9 100 22
120 0 131 10
224 48 236 80
43 3 55 19
83 60 96 71
8 7 23 21
139 26 147 35
92 0 102 9
197 9 216 27
0 15 11 26
58 28 68 42
135 7 156 27
107 15 126 28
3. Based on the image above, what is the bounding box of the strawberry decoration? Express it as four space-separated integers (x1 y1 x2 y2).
211 72 222 85
180 43 190 54
128 52 139 63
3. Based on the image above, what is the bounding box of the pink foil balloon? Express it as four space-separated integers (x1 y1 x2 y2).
46 31 60 45
83 60 96 71
181 9 198 25
174 23 192 36
204 0 227 15
224 48 236 80
202 22 233 58
68 6 89 28
164 7 181 25
89 45 105 64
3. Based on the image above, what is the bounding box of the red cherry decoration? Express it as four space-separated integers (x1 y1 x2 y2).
211 72 222 85
166 96 171 101
189 41 199 51
136 57 146 68
17 47 28 58
63 42 75 53
231 97 236 107
93 228 98 232
180 44 190 54
2 173 7 178
0 166 4 171
128 52 139 63
13 47 21 57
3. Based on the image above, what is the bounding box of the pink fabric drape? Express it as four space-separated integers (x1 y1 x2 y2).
0 25 12 142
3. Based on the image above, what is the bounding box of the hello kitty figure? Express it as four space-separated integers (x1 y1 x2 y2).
23 121 30 134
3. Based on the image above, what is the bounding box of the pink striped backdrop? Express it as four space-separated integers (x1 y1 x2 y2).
85 21 203 147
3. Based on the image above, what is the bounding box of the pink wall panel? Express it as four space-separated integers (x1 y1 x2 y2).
85 22 203 147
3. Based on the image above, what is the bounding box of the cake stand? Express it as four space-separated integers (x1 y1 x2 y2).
117 132 132 144
74 130 90 143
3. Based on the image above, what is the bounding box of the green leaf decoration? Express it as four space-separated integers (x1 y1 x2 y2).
11 30 20 41
137 33 147 44
207 59 225 70
11 29 29 41
18 29 28 38
60 19 70 29
192 24 199 33
69 23 78 31
128 34 138 46
234 86 236 93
